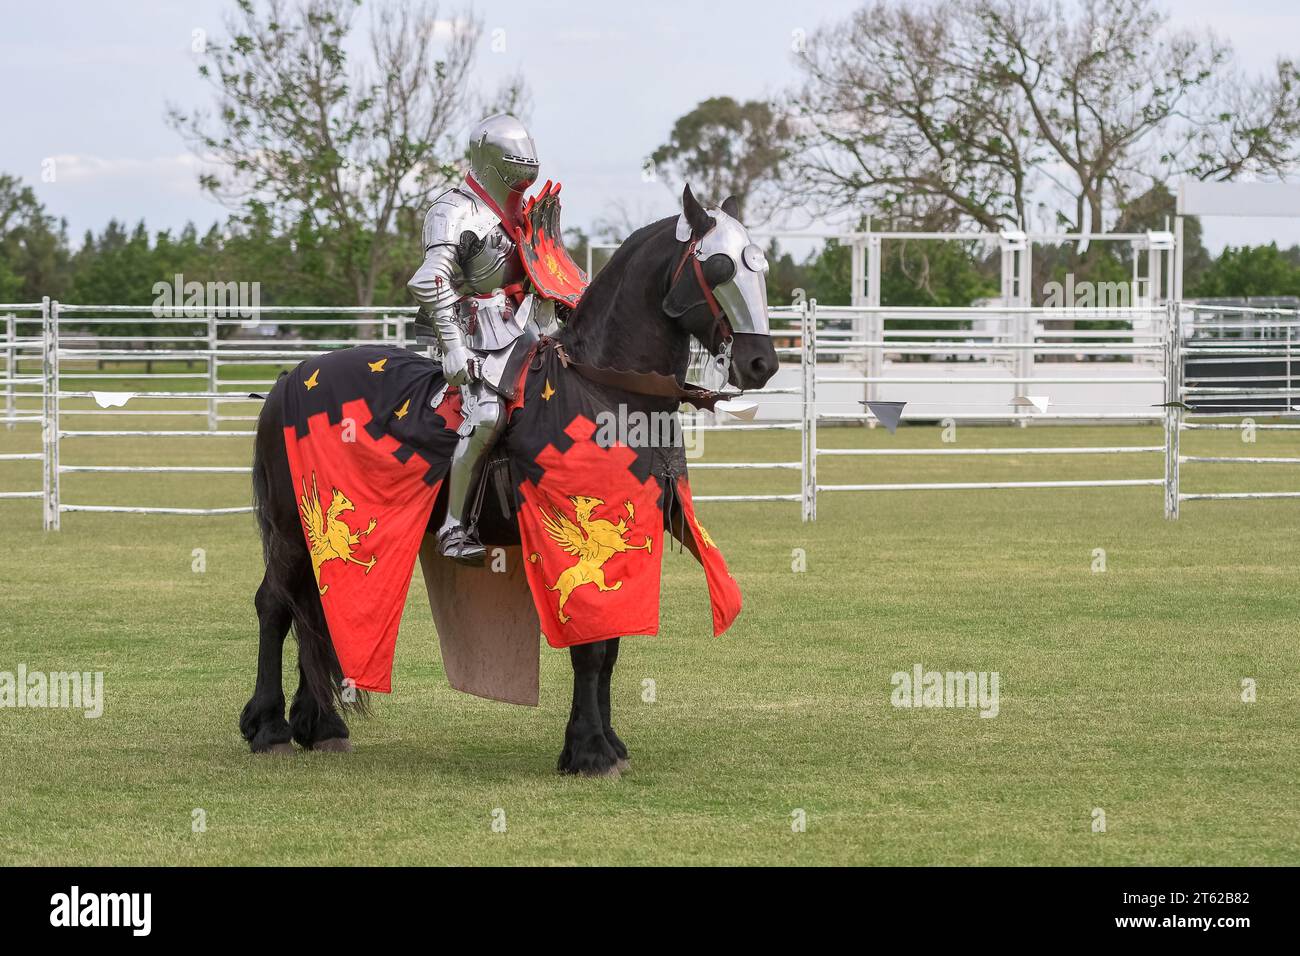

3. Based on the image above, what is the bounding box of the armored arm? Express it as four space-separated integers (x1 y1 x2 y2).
407 243 463 347
407 195 477 384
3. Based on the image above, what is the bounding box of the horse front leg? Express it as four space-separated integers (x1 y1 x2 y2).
597 637 629 771
557 640 621 777
239 577 295 754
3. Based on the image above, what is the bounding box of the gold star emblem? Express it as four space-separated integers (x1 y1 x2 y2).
368 358 387 373
541 379 555 401
394 397 411 420
304 368 320 390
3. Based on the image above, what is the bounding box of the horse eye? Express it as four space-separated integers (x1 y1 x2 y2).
742 244 767 272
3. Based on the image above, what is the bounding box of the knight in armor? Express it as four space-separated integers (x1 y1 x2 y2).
407 114 559 565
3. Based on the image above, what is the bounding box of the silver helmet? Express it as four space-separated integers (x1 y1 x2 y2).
467 114 539 210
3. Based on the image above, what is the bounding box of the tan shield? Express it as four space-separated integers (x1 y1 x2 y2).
417 540 541 706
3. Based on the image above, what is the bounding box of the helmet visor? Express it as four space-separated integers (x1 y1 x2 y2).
498 158 539 192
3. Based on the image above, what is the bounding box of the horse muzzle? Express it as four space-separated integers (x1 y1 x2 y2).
728 332 780 390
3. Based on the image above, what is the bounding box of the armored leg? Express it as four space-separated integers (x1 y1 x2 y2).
437 382 504 565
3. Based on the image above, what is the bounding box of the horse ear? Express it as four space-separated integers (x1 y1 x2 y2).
682 184 712 238
720 195 740 219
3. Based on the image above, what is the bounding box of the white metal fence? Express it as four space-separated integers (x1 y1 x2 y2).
6 300 417 528
2 297 1297 528
1170 302 1300 513
0 304 46 514
798 302 1171 520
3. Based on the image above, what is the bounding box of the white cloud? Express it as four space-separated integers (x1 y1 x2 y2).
431 17 474 41
30 154 228 237
46 153 208 193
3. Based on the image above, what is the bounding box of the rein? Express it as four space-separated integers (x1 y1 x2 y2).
536 338 725 412
539 233 738 411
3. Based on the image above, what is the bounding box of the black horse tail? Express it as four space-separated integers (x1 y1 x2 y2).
251 371 368 717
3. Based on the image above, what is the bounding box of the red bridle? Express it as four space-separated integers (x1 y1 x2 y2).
672 237 733 345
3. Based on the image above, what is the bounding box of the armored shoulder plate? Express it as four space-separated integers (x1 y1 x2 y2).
421 186 498 249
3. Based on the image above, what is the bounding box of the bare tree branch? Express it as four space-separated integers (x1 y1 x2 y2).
168 0 507 314
785 0 1300 233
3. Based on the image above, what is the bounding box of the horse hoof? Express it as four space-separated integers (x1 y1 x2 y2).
615 758 631 773
261 742 296 756
311 737 353 753
580 764 621 780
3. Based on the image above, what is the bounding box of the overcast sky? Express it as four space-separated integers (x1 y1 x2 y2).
2 0 1299 253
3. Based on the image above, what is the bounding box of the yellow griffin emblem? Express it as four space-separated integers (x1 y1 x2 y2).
298 473 378 595
545 252 565 280
529 495 653 624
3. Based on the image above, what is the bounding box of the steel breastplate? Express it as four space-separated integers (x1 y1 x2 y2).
458 221 525 296
453 219 528 352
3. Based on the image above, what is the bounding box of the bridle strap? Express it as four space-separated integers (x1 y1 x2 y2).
692 256 725 323
672 237 732 339
671 237 698 284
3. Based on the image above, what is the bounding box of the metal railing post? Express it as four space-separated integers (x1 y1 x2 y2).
3 313 14 431
1017 309 1034 428
801 299 818 522
206 311 219 431
1163 301 1181 519
800 299 809 521
1287 322 1293 404
40 299 50 528
865 235 882 416
43 298 61 530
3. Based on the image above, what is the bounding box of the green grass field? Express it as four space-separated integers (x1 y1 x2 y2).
1 366 1298 865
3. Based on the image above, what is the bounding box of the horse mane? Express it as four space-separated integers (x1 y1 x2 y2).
563 215 676 332
556 213 696 379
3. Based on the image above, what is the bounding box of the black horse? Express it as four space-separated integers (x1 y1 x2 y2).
239 185 779 775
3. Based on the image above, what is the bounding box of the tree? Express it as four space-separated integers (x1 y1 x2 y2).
0 173 70 301
1192 245 1300 299
648 97 791 222
881 240 998 308
69 221 158 306
788 0 1300 233
800 240 854 306
787 236 997 309
169 0 517 321
763 241 805 308
789 1 1035 230
1107 183 1212 293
